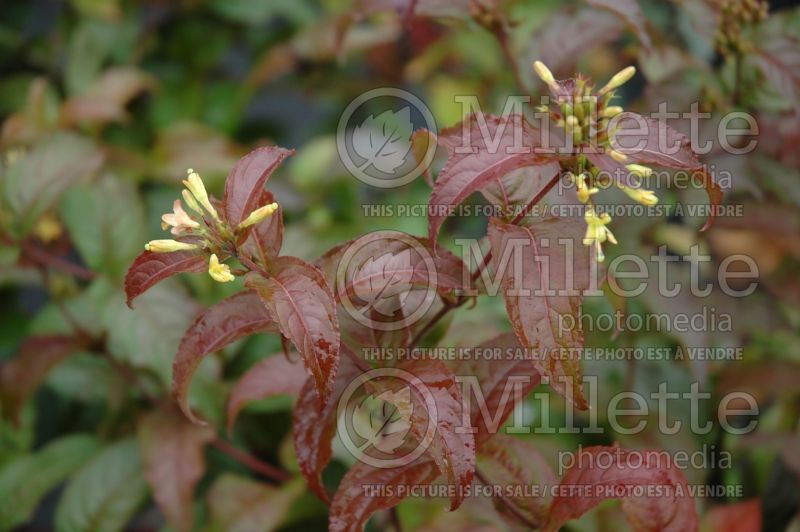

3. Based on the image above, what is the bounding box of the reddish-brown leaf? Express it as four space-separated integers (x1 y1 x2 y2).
478 435 557 526
701 499 761 532
246 257 340 407
590 113 722 230
223 146 293 225
125 250 208 308
587 0 652 51
611 113 701 170
428 113 559 245
173 290 278 424
293 358 362 503
138 407 214 532
328 460 440 532
531 7 624 79
451 333 542 446
380 358 476 510
240 190 284 264
487 217 591 409
0 335 76 423
547 445 698 531
321 231 468 303
226 354 307 433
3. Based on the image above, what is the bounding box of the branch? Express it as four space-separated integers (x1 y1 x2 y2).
21 240 95 280
211 438 293 483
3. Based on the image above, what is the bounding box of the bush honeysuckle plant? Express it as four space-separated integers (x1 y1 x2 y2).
3 1 798 531
124 56 719 531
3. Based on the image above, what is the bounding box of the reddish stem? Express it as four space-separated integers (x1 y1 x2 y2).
211 438 292 483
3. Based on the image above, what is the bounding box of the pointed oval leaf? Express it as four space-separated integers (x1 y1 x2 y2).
226 354 307 433
587 0 652 51
451 333 542 446
329 460 440 532
0 335 76 424
428 113 559 245
547 445 698 532
55 439 150 532
487 217 592 409
173 290 278 424
223 146 293 225
293 359 362 503
124 250 207 308
478 434 557 526
245 257 340 407
138 407 214 532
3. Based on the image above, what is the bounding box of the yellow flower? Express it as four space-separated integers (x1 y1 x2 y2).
609 149 628 163
620 185 658 206
208 254 235 283
583 208 617 262
599 66 636 94
182 189 202 215
161 199 200 235
626 164 653 178
601 106 624 119
574 173 598 204
238 202 279 229
183 169 220 221
145 240 198 253
533 60 560 92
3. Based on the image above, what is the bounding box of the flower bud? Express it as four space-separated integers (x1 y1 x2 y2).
599 66 636 94
601 106 624 119
145 240 198 253
620 185 658 206
533 61 560 91
238 202 279 229
208 254 235 283
609 149 628 163
183 169 220 221
626 164 653 178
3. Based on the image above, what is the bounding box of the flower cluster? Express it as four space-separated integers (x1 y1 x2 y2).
144 169 278 282
711 0 768 56
533 61 659 262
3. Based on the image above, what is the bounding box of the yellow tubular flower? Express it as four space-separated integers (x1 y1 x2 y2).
609 149 628 163
583 208 617 262
626 164 653 178
533 60 560 92
599 66 636 94
145 240 198 253
181 189 202 215
208 254 235 283
183 168 220 221
601 106 624 119
238 202 279 229
620 185 659 206
574 173 598 204
161 199 200 235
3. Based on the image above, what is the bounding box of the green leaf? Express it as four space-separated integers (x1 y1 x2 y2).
55 438 149 532
206 475 304 532
60 176 145 279
104 280 197 386
1 132 103 236
0 434 101 530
